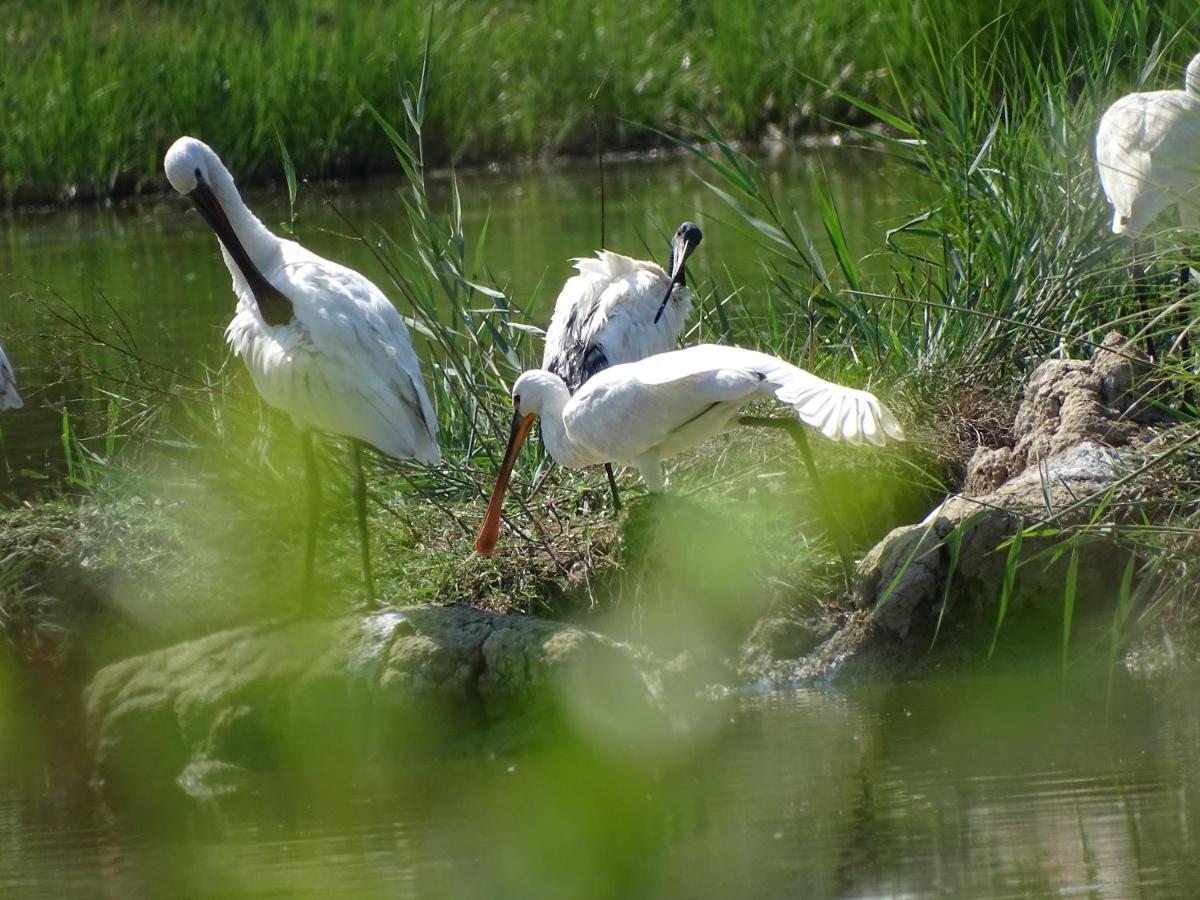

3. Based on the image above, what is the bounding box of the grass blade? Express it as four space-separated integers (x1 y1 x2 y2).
1062 542 1079 676
988 524 1023 660
1105 555 1137 711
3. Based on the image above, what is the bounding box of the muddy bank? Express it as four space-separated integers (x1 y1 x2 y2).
745 334 1196 683
6 335 1199 795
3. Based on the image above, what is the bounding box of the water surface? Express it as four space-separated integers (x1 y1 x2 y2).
2 672 1197 898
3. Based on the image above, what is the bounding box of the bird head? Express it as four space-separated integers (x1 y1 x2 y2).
163 136 292 326
654 221 703 324
667 221 704 286
164 136 221 196
164 136 238 240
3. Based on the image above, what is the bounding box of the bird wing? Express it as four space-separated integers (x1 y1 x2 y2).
0 341 23 410
266 249 442 463
577 344 903 450
760 352 904 446
562 349 766 464
542 252 691 391
1097 90 1200 232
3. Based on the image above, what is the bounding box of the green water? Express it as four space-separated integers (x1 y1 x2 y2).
0 149 910 491
3 673 1199 898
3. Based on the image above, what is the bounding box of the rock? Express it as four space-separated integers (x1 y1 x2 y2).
86 605 662 796
854 520 950 641
782 338 1163 683
962 446 1013 495
860 440 1124 632
1011 348 1134 472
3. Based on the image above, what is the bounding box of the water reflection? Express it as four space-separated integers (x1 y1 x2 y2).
3 672 1198 898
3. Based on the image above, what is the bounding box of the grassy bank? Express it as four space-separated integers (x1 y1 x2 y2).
3 0 1198 205
5 0 1200 677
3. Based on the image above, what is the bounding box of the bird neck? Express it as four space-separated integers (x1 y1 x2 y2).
539 412 589 469
531 383 591 469
207 164 280 277
1188 54 1200 95
198 157 290 326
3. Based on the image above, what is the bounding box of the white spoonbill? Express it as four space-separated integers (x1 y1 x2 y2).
1097 52 1200 351
542 222 703 504
164 136 441 609
475 344 904 569
0 342 22 410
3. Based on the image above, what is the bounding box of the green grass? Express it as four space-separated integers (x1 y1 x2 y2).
3 0 1198 205
671 0 1200 661
6 0 1200 674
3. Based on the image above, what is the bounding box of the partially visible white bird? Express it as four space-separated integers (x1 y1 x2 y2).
0 342 22 411
476 343 903 558
1097 52 1200 237
164 136 441 609
1097 52 1200 355
543 222 703 388
541 222 702 504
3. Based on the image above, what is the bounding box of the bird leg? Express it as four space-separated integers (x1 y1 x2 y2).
603 462 623 511
352 443 377 607
1132 239 1154 360
738 415 855 586
1178 262 1195 408
1176 263 1192 354
302 431 320 614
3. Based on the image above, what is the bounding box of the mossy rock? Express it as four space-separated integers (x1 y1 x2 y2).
85 604 664 800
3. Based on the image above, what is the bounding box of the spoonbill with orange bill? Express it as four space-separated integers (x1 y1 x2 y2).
475 344 903 577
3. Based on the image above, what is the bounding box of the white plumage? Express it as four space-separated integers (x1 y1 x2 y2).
164 137 440 464
222 259 441 463
477 344 903 554
1097 53 1200 235
541 343 900 483
164 135 440 605
0 342 22 411
542 221 701 391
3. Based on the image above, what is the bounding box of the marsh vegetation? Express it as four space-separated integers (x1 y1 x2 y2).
3 1 1200 896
